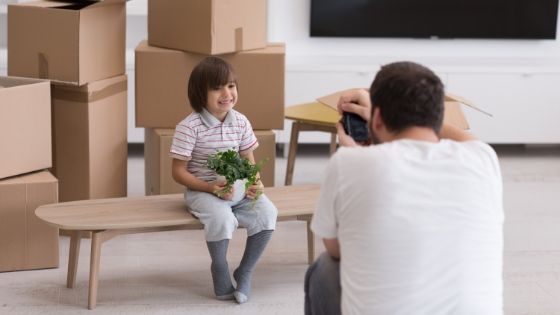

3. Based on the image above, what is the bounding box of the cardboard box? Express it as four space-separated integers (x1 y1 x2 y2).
144 128 182 195
253 130 276 187
145 128 276 195
0 170 59 272
316 90 490 130
148 0 267 55
8 0 126 85
135 41 285 130
51 75 128 202
0 76 51 180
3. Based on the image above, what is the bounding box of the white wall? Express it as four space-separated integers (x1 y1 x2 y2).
3 0 560 143
266 0 560 144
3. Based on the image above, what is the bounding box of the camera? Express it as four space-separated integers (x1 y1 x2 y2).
341 112 369 142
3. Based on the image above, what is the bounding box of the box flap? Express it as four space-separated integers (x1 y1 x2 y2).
0 171 57 186
14 1 70 9
445 92 492 117
0 76 50 89
16 0 126 9
443 101 469 130
317 89 475 130
52 75 127 102
317 90 344 111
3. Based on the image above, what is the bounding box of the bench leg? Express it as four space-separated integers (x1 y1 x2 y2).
307 219 315 265
67 231 82 288
88 231 103 310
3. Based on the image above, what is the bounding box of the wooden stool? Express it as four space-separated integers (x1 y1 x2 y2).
284 102 340 185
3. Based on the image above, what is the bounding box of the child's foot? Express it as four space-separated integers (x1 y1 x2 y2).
233 290 248 304
233 268 251 304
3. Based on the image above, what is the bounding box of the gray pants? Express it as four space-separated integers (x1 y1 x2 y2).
185 180 278 242
305 252 342 315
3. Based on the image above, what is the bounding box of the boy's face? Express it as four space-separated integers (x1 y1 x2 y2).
206 82 238 120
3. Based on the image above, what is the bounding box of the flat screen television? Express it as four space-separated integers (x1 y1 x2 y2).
310 0 559 39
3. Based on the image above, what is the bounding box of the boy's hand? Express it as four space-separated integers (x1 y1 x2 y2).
246 180 264 200
210 179 234 201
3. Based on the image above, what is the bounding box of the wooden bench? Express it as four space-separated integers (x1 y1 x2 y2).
35 184 319 310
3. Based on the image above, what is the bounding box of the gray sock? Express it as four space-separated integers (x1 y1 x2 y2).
233 230 273 304
206 239 235 300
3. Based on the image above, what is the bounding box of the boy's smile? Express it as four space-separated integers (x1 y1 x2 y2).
207 82 237 121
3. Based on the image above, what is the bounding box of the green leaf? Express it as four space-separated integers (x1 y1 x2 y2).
206 149 267 200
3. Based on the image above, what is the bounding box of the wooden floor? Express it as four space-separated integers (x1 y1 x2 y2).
1 144 560 314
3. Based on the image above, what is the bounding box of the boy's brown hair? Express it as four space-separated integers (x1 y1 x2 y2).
188 57 238 112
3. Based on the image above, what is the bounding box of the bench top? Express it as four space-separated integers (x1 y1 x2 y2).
35 184 320 231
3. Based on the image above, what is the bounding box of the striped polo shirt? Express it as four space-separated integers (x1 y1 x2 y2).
170 108 259 182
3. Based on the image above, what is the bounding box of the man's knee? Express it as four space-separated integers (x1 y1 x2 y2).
305 252 341 315
307 252 340 290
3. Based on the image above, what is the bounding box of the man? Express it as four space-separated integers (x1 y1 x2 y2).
305 61 504 315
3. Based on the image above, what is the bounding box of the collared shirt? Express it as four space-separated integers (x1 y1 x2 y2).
170 108 258 181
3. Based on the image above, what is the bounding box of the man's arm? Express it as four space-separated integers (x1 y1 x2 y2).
439 123 478 142
323 238 341 260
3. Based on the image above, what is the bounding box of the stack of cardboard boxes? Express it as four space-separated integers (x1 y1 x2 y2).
138 0 285 195
0 77 58 272
8 0 128 202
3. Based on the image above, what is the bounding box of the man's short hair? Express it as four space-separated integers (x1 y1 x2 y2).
188 57 238 112
369 61 444 133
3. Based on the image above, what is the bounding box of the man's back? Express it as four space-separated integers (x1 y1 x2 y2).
313 139 503 314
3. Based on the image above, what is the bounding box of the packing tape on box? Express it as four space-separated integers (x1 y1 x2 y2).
235 28 243 51
38 53 49 79
52 80 127 103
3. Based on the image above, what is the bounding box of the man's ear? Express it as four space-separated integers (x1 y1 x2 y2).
371 107 384 133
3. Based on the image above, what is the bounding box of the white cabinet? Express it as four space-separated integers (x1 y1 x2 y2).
447 72 560 143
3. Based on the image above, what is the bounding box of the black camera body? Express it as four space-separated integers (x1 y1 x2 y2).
341 112 369 142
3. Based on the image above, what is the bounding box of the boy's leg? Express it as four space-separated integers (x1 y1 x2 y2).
304 252 341 315
233 230 273 303
186 190 238 299
231 194 277 303
206 239 235 299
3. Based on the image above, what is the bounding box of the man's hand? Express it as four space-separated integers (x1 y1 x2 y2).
246 180 264 200
336 122 359 147
337 88 371 122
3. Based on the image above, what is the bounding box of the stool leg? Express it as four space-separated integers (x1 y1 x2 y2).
307 219 315 265
67 230 82 288
285 121 300 185
88 231 103 310
329 132 337 155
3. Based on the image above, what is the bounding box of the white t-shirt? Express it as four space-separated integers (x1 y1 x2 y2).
312 139 503 315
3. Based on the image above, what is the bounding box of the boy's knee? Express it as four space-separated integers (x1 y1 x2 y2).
211 211 238 230
256 197 278 221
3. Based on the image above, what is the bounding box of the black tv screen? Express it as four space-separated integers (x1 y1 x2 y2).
310 0 559 39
